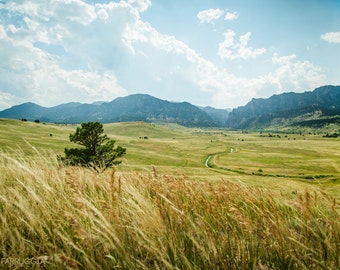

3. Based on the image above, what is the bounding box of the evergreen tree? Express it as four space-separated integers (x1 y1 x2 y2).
61 122 126 172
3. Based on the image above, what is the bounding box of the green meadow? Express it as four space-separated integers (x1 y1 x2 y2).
1 119 338 195
0 119 339 269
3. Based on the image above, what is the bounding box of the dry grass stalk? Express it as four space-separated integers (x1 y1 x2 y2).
0 150 339 269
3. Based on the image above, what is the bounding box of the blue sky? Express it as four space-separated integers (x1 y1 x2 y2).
0 0 339 110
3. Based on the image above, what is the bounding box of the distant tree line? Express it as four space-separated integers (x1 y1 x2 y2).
323 133 339 138
21 118 40 123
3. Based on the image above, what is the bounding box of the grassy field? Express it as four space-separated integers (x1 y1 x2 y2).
2 119 337 193
0 119 339 269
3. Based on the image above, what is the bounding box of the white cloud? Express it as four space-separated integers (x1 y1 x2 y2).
128 0 152 12
224 11 239 21
123 18 327 108
320 31 340 43
197 8 224 24
0 0 329 111
0 0 129 109
265 53 327 93
206 53 327 108
123 20 193 57
218 30 266 60
0 92 18 111
0 35 127 108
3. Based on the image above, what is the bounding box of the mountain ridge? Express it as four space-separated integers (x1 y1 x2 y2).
226 85 340 129
0 94 227 127
1 85 339 129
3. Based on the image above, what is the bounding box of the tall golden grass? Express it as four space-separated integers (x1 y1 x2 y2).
0 149 339 269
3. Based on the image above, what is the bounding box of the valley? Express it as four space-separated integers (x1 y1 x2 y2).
1 119 339 197
0 118 339 269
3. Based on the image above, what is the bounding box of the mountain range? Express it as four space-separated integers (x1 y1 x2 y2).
226 85 340 129
0 94 229 127
0 85 339 129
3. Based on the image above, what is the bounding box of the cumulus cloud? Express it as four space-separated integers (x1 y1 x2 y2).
197 8 224 24
123 18 327 108
224 11 239 21
0 0 329 111
207 53 327 108
0 92 18 112
320 31 340 43
197 8 239 24
266 53 327 93
0 0 133 109
0 32 127 107
218 30 266 60
128 0 152 12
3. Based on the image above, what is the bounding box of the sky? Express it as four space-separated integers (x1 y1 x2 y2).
0 0 339 111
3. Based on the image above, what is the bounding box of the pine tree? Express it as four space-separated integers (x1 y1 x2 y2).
61 122 126 172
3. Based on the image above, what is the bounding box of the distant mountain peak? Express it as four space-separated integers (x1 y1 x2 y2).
2 85 338 129
0 94 224 127
226 85 340 129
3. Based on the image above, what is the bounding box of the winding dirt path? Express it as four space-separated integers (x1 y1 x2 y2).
205 155 211 167
205 147 234 168
204 146 332 180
